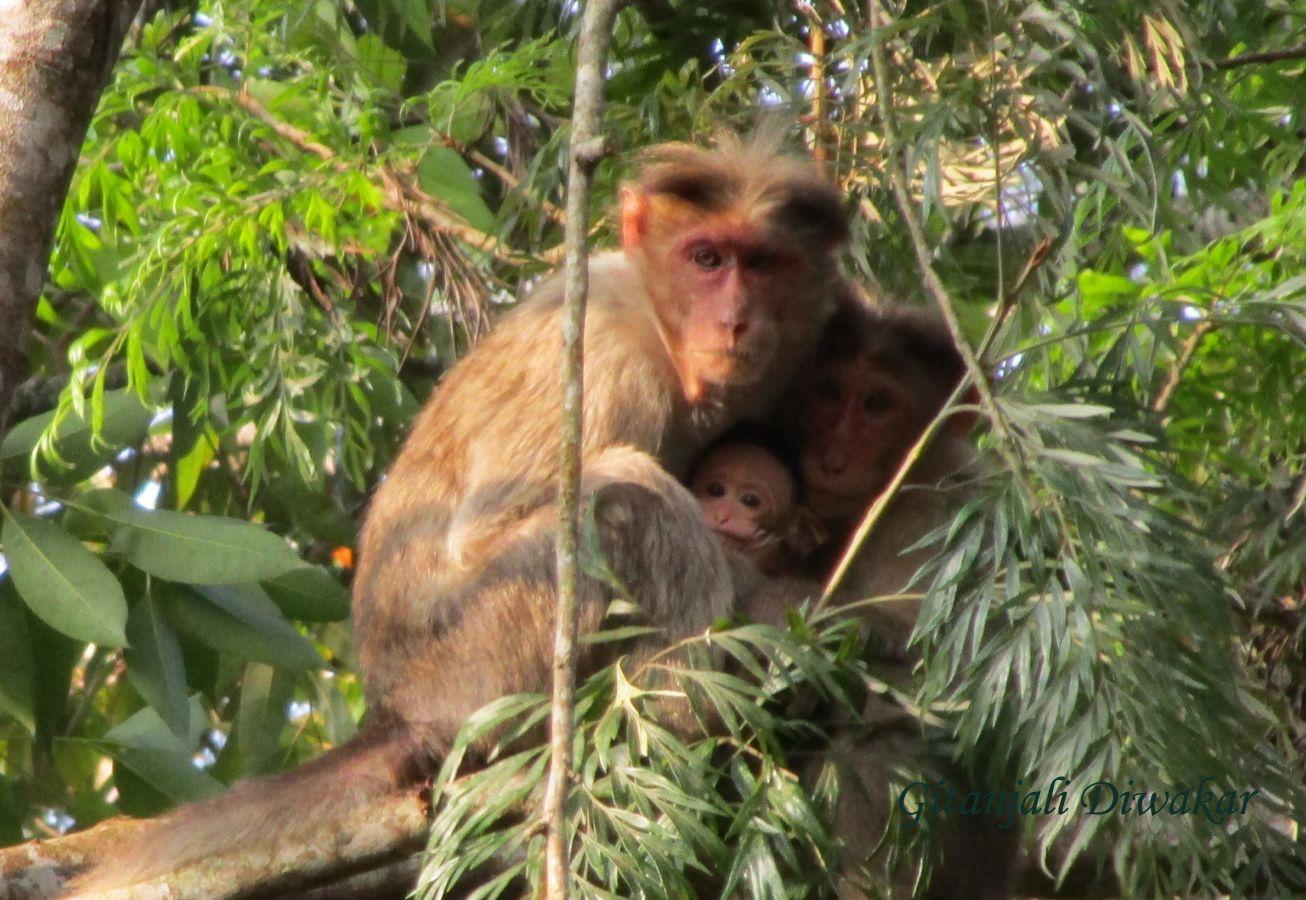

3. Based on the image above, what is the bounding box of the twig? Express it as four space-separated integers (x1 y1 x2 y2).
194 85 336 160
797 2 828 161
866 0 1030 488
191 85 518 261
817 379 970 610
975 236 1054 362
1151 318 1214 414
543 3 622 899
441 135 567 223
1209 44 1306 70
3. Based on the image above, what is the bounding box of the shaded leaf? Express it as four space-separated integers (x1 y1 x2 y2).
104 701 223 802
416 146 496 233
0 389 153 484
0 579 36 733
237 662 294 774
125 590 190 736
84 489 302 584
164 583 323 670
263 565 350 622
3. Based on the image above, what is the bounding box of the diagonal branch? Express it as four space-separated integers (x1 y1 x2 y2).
191 85 520 262
866 0 1033 492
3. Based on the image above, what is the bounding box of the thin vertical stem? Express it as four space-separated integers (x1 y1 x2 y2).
543 2 622 898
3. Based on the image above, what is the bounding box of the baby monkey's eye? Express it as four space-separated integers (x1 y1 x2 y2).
705 482 726 498
741 492 761 509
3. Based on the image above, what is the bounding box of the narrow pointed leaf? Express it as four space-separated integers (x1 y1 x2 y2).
125 591 190 736
84 489 302 584
2 511 128 646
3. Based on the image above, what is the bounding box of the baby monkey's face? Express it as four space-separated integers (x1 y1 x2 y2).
689 443 796 552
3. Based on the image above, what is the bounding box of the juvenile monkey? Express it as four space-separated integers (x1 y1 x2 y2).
797 302 979 656
787 302 1016 900
70 132 849 893
688 439 826 576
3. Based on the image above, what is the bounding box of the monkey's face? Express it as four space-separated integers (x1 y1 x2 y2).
623 190 828 400
798 355 917 500
690 444 795 551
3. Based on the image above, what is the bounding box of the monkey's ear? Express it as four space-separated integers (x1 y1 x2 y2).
620 187 649 249
786 507 829 556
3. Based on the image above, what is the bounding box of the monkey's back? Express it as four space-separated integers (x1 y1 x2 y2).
351 253 683 710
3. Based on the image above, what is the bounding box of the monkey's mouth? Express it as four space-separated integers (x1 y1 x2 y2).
715 530 763 553
689 347 763 380
803 456 876 495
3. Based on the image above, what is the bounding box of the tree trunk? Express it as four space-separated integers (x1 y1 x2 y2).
0 0 142 437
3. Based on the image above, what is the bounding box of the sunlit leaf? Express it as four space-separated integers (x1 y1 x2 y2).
2 511 128 647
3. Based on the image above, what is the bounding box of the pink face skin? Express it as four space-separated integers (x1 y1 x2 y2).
620 189 816 403
689 443 797 553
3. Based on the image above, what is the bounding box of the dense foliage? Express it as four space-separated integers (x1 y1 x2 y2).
1 0 1303 895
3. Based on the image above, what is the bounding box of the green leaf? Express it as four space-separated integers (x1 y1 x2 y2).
1025 403 1115 419
357 33 407 92
416 146 496 234
84 489 302 584
262 565 350 622
104 701 223 802
125 590 190 736
0 579 36 733
237 662 294 775
2 511 128 647
164 583 323 670
0 388 153 484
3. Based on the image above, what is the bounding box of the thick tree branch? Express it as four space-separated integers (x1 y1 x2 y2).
544 2 623 898
0 788 428 898
0 0 144 439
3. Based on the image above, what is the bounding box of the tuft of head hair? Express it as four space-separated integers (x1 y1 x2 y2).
820 301 967 389
628 128 849 250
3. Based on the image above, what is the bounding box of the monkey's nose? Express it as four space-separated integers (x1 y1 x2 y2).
822 451 849 475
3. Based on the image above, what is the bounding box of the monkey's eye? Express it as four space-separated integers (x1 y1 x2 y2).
692 247 724 270
705 482 726 498
863 392 893 415
746 251 778 271
740 492 761 509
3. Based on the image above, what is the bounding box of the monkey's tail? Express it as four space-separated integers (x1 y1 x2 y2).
63 719 427 896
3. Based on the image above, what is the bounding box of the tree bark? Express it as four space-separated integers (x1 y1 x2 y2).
0 788 428 899
0 0 142 438
542 2 622 898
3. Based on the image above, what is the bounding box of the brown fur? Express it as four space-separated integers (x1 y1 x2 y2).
68 132 847 894
782 303 1016 899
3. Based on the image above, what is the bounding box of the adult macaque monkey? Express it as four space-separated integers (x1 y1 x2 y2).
788 303 1017 899
69 132 849 894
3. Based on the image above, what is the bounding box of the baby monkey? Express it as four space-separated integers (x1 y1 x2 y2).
689 439 826 577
